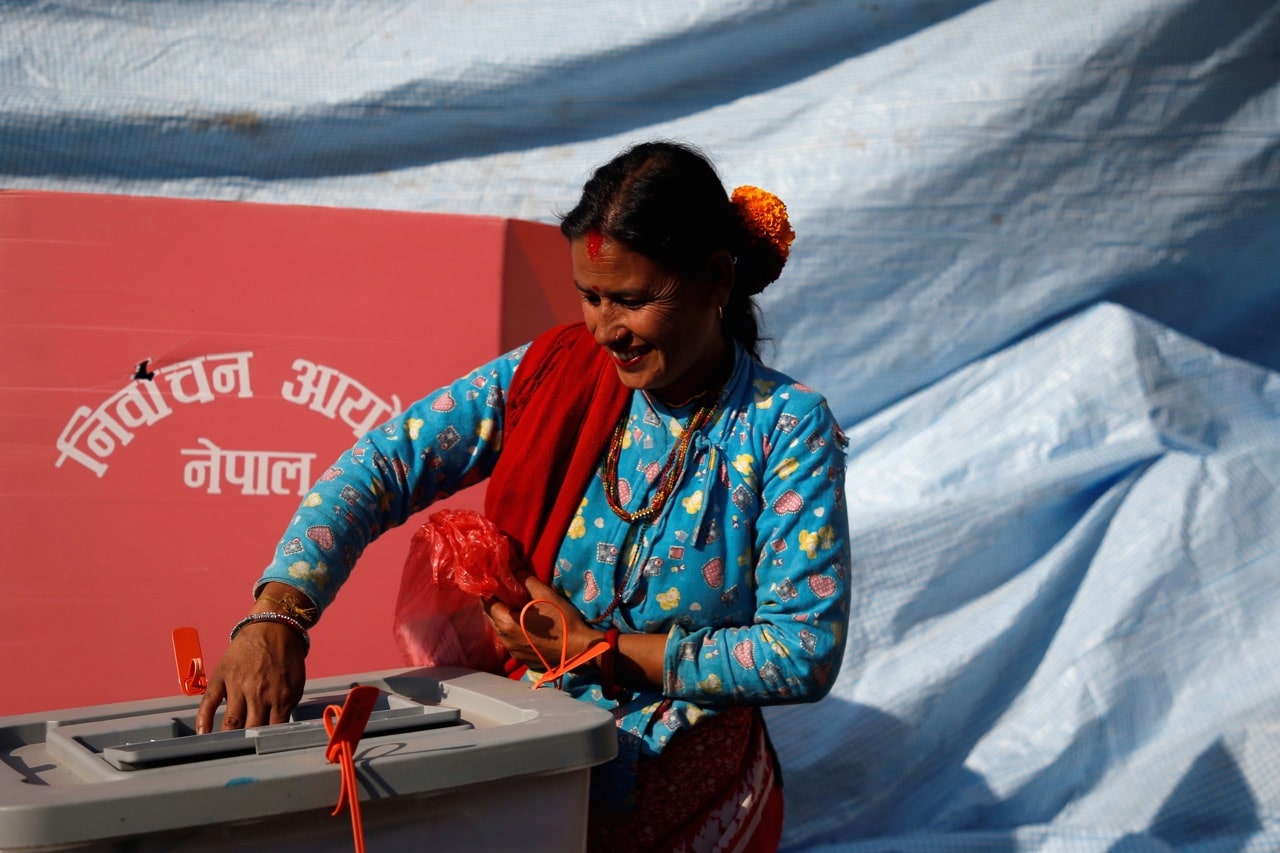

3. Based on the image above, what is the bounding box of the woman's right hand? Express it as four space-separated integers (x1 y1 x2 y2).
195 607 309 735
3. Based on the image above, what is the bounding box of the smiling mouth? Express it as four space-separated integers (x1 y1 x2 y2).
609 345 650 368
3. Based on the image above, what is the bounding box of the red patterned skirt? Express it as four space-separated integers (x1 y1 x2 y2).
588 708 785 852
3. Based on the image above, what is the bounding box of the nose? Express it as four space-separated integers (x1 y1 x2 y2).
591 306 626 347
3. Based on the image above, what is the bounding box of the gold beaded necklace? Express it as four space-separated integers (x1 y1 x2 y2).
602 391 720 524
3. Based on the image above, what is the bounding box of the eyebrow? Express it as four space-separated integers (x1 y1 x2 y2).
575 282 645 298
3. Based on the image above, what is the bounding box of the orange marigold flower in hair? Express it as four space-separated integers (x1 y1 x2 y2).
731 185 796 261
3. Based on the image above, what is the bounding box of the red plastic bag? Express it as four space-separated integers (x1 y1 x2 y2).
393 509 527 672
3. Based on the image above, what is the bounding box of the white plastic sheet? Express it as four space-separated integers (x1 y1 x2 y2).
770 304 1280 849
3 1 1278 848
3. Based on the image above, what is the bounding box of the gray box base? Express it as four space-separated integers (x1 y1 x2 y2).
0 667 617 851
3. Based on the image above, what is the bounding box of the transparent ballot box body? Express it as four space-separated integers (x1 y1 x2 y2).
0 668 617 851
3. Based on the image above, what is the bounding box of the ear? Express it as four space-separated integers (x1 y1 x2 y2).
704 249 735 309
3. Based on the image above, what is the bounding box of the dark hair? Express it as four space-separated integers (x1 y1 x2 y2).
560 140 788 361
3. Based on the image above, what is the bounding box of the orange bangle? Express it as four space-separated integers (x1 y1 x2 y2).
600 628 621 699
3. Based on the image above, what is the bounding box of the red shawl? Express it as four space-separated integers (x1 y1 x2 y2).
484 322 629 583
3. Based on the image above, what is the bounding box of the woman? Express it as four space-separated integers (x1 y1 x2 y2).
197 140 851 851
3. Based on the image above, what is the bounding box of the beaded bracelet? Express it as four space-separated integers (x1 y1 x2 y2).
230 611 311 656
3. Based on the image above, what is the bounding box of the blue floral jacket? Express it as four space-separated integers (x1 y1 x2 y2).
257 340 851 800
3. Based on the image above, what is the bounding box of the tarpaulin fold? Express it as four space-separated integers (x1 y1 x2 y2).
3 2 1277 849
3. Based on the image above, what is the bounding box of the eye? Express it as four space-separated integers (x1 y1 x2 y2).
580 291 601 306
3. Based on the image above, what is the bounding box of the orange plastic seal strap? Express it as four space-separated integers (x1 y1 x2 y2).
171 627 207 696
324 685 381 853
522 598 611 690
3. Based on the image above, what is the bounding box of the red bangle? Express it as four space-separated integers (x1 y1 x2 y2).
600 627 621 699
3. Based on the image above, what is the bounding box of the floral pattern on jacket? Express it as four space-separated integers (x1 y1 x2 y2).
257 340 851 802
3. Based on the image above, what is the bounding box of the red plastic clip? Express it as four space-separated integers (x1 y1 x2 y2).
171 627 207 696
324 685 381 853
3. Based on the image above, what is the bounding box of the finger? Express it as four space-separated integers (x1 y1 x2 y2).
220 690 248 731
195 680 225 735
243 695 271 730
486 598 512 628
269 701 292 725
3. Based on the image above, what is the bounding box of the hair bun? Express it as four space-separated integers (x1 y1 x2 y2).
731 186 795 292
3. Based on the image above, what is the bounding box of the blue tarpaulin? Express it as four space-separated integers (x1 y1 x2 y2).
3 1 1278 849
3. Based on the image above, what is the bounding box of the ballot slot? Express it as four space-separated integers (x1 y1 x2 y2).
56 690 464 771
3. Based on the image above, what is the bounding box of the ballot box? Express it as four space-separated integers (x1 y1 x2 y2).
0 667 617 851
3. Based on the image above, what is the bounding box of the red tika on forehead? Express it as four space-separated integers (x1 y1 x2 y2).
586 229 605 260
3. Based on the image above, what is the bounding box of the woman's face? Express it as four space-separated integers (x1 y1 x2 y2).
571 235 731 406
